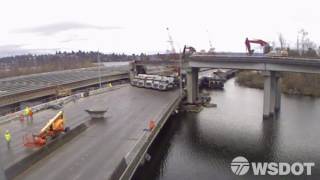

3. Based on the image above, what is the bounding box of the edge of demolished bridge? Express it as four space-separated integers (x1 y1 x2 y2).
110 92 184 180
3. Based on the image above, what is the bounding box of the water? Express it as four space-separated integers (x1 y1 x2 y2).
133 78 320 180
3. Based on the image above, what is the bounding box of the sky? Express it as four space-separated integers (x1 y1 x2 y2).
0 0 320 57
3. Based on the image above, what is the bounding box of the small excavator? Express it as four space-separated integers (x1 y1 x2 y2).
245 37 288 57
23 111 70 148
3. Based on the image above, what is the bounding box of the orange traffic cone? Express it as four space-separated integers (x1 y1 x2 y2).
149 120 156 131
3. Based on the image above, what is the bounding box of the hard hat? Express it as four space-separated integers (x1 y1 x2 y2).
5 130 9 133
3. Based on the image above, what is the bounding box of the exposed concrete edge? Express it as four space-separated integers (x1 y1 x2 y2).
5 123 88 180
118 94 183 180
89 84 129 96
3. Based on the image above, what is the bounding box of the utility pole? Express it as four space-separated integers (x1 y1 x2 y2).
97 51 102 88
179 48 183 97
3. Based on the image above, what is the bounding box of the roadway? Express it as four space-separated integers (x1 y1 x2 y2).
0 67 129 108
5 85 180 180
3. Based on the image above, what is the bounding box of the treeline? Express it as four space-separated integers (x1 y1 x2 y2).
0 51 143 78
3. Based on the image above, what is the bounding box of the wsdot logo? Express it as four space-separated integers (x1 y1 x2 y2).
231 156 250 175
230 156 315 176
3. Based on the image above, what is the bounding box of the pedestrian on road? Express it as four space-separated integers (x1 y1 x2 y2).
4 130 11 148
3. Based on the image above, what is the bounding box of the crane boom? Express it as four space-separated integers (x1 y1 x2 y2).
166 27 176 53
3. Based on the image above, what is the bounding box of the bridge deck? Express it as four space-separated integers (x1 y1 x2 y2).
3 85 180 180
0 67 128 98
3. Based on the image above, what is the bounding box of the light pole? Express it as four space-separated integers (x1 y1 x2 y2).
97 51 102 89
179 48 183 97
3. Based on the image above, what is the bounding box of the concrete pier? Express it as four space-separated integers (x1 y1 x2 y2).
186 67 199 104
263 71 281 119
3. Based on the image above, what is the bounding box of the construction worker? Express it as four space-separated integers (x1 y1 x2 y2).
4 130 11 148
24 106 30 121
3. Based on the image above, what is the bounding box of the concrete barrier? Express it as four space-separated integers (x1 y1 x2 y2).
5 123 88 180
119 93 183 180
109 158 128 180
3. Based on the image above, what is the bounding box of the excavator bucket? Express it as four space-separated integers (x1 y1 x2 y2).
23 134 46 148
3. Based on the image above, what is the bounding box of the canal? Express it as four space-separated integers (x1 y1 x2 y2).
132 78 320 180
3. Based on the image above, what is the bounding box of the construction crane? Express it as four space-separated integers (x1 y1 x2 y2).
23 111 70 148
206 30 215 53
166 27 176 54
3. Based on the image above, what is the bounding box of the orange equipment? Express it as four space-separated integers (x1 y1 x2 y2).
23 111 69 148
148 120 156 131
245 38 271 55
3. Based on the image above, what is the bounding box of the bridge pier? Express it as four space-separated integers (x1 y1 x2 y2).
263 71 281 119
186 67 199 104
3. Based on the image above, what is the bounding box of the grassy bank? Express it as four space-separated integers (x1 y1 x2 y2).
236 71 320 97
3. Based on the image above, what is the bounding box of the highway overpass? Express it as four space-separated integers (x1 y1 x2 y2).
132 54 320 119
0 67 129 110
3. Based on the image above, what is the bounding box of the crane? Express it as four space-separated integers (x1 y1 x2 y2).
166 27 176 54
206 30 215 53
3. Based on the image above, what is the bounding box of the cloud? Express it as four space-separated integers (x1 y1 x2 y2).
0 44 58 57
13 22 123 36
59 37 88 43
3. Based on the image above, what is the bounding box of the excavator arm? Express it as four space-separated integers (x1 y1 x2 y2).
245 38 271 55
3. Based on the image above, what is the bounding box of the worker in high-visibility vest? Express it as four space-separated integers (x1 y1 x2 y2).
24 106 30 121
4 130 11 148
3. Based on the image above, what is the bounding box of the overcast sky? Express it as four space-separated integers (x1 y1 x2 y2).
0 0 319 57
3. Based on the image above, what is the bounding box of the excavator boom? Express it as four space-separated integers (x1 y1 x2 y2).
245 38 271 55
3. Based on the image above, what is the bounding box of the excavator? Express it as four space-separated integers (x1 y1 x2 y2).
245 38 271 55
245 37 288 57
23 111 70 148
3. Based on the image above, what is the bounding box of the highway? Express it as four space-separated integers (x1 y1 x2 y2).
0 67 129 109
5 85 180 180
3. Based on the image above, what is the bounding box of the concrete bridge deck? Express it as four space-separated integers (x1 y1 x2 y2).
0 67 129 108
0 85 180 180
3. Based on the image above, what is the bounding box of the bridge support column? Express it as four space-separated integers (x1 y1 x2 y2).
186 67 199 104
275 75 281 112
263 71 279 120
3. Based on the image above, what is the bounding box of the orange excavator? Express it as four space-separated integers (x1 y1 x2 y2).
245 38 271 55
23 111 70 148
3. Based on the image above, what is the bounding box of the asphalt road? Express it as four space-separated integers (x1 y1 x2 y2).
8 85 179 180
